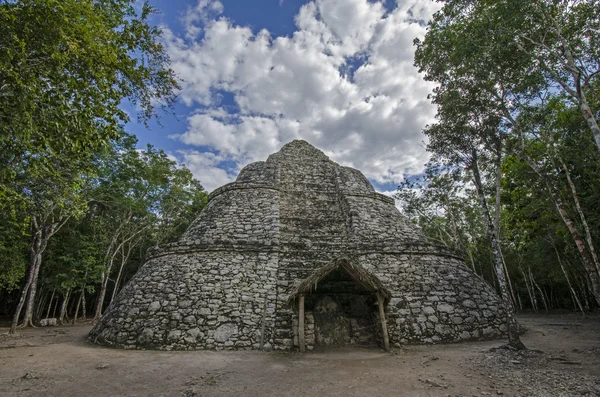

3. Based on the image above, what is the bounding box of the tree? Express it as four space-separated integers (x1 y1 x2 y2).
89 137 208 321
414 0 600 318
1 0 179 333
423 90 526 349
0 0 179 187
9 157 89 333
414 0 600 150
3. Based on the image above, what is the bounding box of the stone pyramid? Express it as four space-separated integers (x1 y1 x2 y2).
89 140 507 351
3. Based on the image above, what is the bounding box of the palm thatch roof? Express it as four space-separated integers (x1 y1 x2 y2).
287 257 391 306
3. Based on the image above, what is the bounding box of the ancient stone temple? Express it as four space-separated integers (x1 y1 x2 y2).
89 140 508 351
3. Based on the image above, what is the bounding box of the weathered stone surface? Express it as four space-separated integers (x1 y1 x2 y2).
88 140 509 351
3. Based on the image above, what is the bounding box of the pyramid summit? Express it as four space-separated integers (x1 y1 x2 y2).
89 140 508 351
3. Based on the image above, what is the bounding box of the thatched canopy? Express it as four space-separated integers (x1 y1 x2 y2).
287 257 391 306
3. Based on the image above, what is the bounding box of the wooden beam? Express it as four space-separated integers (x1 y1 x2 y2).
298 295 305 353
259 295 267 351
377 293 390 352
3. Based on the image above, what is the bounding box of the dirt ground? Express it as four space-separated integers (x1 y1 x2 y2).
1 313 599 397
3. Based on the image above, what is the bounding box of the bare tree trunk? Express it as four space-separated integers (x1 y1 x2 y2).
542 178 600 306
22 257 42 327
34 288 46 325
471 151 526 350
58 289 71 326
111 240 135 303
52 293 59 318
467 248 477 274
520 267 537 312
13 213 68 331
579 89 600 152
9 249 39 334
517 151 600 306
529 269 548 313
558 157 600 277
499 249 518 308
73 291 83 325
45 288 56 320
544 288 552 310
93 258 114 322
94 225 145 322
554 245 585 317
81 293 87 320
492 148 517 309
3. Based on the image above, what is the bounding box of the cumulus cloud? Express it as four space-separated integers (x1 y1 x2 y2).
176 149 236 191
165 0 440 191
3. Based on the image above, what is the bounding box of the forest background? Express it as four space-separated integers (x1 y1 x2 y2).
1 0 599 335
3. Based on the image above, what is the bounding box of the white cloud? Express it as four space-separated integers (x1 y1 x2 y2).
182 0 224 39
176 150 236 192
164 0 441 190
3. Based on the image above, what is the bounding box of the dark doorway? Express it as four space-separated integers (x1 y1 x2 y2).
305 268 380 347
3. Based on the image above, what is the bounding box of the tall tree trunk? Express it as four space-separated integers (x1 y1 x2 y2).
81 293 87 320
45 288 56 320
578 86 600 152
493 149 517 308
467 247 477 274
520 266 537 312
12 213 67 332
94 256 115 322
73 291 83 325
9 247 40 334
110 236 139 303
73 272 88 325
558 157 600 277
499 249 518 308
94 224 144 322
22 255 42 327
529 269 548 313
58 289 71 326
544 178 600 306
471 151 526 350
52 293 59 318
34 288 47 324
94 273 109 322
111 242 131 303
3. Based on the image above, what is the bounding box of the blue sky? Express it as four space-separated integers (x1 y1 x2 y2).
125 0 440 192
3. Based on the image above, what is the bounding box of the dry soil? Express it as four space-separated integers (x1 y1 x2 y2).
1 313 599 397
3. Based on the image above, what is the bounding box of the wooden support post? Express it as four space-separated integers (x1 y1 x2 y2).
259 295 267 351
298 295 305 353
377 293 390 352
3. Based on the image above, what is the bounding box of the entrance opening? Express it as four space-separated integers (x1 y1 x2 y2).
289 257 391 351
306 268 379 346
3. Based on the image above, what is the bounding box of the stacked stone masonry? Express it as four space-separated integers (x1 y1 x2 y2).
89 140 508 351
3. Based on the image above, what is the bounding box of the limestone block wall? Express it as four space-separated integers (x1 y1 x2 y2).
335 166 375 195
359 252 507 346
183 187 280 247
236 161 278 184
345 195 425 246
89 250 280 351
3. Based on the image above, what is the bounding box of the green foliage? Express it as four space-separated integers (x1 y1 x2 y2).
0 0 182 318
412 0 600 310
0 0 179 200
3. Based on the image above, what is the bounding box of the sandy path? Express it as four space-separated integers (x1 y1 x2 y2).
1 313 599 397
